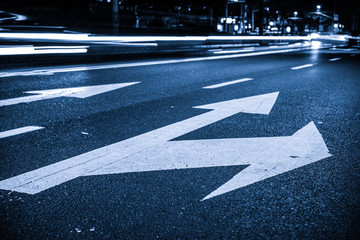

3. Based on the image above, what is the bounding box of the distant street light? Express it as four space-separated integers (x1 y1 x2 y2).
294 11 298 17
316 5 321 12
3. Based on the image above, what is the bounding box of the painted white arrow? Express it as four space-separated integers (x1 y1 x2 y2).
0 82 140 107
0 92 278 195
84 121 331 201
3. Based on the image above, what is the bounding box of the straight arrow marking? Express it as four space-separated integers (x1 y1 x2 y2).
94 120 331 201
84 122 331 201
0 82 140 107
0 92 278 195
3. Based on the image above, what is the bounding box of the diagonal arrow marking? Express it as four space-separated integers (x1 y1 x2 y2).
0 92 278 194
0 82 140 107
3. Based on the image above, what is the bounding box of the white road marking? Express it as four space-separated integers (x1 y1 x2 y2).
328 57 341 62
0 48 309 78
291 64 314 70
203 78 253 89
213 49 254 54
0 92 279 195
0 126 44 139
86 122 331 201
0 82 139 107
201 122 331 200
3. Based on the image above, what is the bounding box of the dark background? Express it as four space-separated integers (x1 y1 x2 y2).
1 0 359 34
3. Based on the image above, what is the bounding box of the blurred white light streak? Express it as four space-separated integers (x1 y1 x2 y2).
94 42 158 46
328 58 341 61
0 33 349 48
88 36 208 42
311 41 322 49
34 46 88 49
309 33 320 39
0 48 309 78
0 11 27 22
207 36 310 41
0 45 88 55
0 33 90 41
0 33 315 43
14 14 27 21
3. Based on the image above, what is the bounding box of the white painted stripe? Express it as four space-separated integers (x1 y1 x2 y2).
203 78 253 89
213 49 254 54
0 126 44 139
0 48 309 78
350 54 356 57
291 64 314 70
329 57 341 61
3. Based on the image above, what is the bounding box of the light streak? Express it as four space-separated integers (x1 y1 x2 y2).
0 45 88 55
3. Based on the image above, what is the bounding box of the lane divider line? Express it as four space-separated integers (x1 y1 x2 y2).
203 78 253 89
329 57 341 62
213 49 254 54
0 126 44 139
291 64 314 70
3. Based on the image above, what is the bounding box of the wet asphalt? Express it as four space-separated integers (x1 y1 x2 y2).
0 48 359 239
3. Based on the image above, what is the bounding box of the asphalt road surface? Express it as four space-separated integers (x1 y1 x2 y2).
1 47 359 239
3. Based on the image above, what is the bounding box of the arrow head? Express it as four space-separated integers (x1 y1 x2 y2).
202 122 332 200
193 92 279 115
25 82 140 99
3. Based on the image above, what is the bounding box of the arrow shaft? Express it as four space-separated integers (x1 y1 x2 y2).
0 82 139 107
0 94 58 107
86 137 290 175
0 108 245 194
